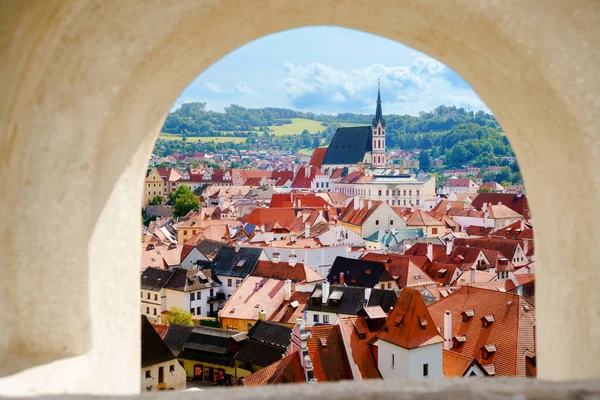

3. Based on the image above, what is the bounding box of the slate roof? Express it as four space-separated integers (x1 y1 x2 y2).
141 267 174 291
195 239 228 261
235 340 288 368
141 316 177 368
322 126 372 166
376 288 444 349
179 326 247 367
162 324 194 356
210 245 263 278
326 256 392 288
306 284 397 316
247 319 293 348
241 352 305 386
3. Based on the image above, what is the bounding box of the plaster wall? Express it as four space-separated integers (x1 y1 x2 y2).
0 0 599 395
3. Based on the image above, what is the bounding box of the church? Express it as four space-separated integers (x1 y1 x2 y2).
315 85 388 174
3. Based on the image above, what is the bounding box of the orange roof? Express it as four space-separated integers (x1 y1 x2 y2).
339 200 382 226
428 286 535 377
513 273 535 286
307 324 353 382
443 349 484 377
376 288 444 349
361 253 435 288
291 166 321 189
151 323 169 339
241 351 305 386
338 317 381 380
251 260 324 283
220 276 288 323
309 147 328 168
403 209 444 227
268 291 311 325
421 262 459 286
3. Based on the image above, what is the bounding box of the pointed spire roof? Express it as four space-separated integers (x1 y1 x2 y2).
375 288 444 349
373 81 385 127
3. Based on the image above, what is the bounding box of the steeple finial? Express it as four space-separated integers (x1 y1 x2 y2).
374 81 384 127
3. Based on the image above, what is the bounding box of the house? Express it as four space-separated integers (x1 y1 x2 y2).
163 324 248 383
157 167 182 196
452 203 523 230
140 267 173 323
162 268 220 318
141 316 186 391
470 193 532 220
428 286 536 377
144 168 165 206
240 352 306 387
442 349 488 377
420 262 461 286
453 238 529 267
210 244 266 298
338 197 407 238
404 242 493 272
480 181 505 193
234 320 293 375
399 208 445 237
440 178 479 195
360 253 435 289
304 283 397 327
180 239 227 269
326 256 397 290
374 288 444 379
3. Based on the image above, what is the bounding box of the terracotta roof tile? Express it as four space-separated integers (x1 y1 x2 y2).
338 317 381 380
252 260 324 283
241 351 305 386
309 147 328 169
361 253 435 288
307 324 353 382
339 200 382 226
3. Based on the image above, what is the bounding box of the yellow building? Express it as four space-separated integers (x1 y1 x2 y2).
144 168 165 206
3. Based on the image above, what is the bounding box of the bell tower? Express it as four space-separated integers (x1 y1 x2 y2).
371 80 386 168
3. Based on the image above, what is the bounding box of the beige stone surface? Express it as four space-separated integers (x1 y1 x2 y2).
0 0 598 395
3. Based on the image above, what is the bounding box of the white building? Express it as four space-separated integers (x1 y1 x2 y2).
375 287 444 379
440 177 479 195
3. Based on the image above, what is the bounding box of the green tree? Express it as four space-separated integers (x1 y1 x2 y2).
172 185 200 218
419 151 431 172
148 195 164 206
478 186 493 193
165 307 193 326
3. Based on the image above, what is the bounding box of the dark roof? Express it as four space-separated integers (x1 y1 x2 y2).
327 257 390 288
195 239 228 261
235 340 287 367
144 205 174 218
179 326 246 367
210 245 263 278
141 267 174 291
247 320 292 348
163 268 215 292
306 284 397 316
373 86 385 127
322 126 372 165
162 323 194 356
141 316 176 367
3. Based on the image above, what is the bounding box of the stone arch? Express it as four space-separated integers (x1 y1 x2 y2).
0 0 599 395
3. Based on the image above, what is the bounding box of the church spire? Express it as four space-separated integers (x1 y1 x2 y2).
373 80 385 127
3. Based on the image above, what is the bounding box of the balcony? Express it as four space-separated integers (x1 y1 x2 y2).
207 292 225 303
207 311 219 318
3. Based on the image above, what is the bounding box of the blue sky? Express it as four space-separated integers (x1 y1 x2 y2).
173 26 489 116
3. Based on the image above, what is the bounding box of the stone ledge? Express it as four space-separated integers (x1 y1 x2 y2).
14 379 600 400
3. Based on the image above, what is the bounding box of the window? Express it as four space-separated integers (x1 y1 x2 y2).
416 199 420 205
409 190 412 196
392 200 395 205
247 323 253 331
403 190 406 196
313 314 319 323
184 231 188 236
423 363 429 377
378 190 382 196
390 220 394 225
197 291 201 300
323 315 329 323
154 294 158 301
145 370 151 379
147 293 150 300
191 308 195 315
386 190 389 196
388 282 392 289
416 190 420 196
375 220 379 225
169 364 175 373
146 307 149 314
197 307 201 315
236 279 242 286
403 200 407 206
391 353 395 368
191 292 195 301
153 308 157 316
228 279 232 287
432 228 438 234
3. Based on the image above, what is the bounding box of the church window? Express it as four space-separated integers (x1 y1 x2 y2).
378 127 381 135
378 190 382 196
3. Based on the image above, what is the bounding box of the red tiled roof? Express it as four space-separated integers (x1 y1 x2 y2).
404 209 444 227
241 351 305 386
251 260 323 283
513 273 535 287
361 253 435 288
443 349 485 377
338 317 381 380
339 200 382 226
307 324 353 382
310 147 328 169
428 286 536 377
376 288 444 349
491 220 534 241
444 178 477 188
269 194 293 208
471 193 531 218
421 262 459 286
291 166 321 189
454 238 523 261
268 291 311 325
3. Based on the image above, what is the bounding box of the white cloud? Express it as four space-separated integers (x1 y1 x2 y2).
282 58 488 115
205 82 225 93
235 81 254 94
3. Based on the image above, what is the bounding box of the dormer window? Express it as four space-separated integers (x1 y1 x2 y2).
418 316 428 330
482 315 495 328
461 310 475 322
452 335 467 349
482 344 497 360
394 314 404 328
437 269 448 278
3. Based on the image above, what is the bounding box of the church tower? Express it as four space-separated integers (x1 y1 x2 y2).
371 82 386 168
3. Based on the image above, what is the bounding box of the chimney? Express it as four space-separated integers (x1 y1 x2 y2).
470 266 476 284
258 309 267 321
367 200 373 210
482 202 488 212
520 220 525 232
444 310 452 350
284 279 292 301
446 240 453 256
446 202 452 212
339 272 345 285
289 253 298 267
353 195 360 210
427 242 433 262
272 252 280 264
305 222 310 238
297 210 301 219
322 282 330 304
364 287 372 307
498 201 503 206
306 166 311 178
235 242 241 252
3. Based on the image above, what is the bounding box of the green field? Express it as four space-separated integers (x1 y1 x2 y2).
268 118 327 136
297 148 315 156
339 122 368 127
158 134 246 143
